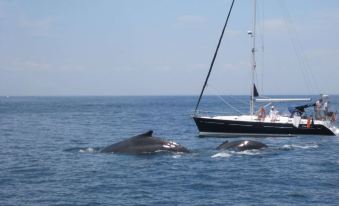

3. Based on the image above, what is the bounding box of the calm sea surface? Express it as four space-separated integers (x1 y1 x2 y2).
1 96 339 206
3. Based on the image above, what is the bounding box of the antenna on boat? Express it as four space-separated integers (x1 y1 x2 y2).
249 0 257 116
193 0 236 114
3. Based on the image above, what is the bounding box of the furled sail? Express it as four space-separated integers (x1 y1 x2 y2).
253 84 259 97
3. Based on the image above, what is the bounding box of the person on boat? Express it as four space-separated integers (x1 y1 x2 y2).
269 106 279 122
256 106 266 121
323 101 335 121
315 99 323 120
330 111 336 122
323 100 328 119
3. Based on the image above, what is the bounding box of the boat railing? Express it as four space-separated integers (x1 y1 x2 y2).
192 110 241 117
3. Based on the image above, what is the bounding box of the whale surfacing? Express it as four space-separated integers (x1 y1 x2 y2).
217 140 267 151
100 130 190 154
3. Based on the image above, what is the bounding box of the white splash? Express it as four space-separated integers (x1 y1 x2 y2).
172 154 182 159
231 150 261 156
79 147 95 153
293 144 318 149
212 149 262 158
282 144 318 150
212 152 231 158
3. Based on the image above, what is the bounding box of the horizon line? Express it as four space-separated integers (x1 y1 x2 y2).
1 94 338 97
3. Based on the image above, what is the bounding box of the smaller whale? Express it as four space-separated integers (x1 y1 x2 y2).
216 140 267 151
100 130 190 154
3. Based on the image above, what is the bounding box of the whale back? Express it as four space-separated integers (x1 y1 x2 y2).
100 130 189 154
217 140 267 151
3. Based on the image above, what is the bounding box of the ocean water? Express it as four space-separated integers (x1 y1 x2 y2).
1 96 339 206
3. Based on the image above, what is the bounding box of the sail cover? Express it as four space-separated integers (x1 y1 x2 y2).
288 103 316 116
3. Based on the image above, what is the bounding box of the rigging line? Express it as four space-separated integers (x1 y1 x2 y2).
254 102 271 114
287 6 320 94
279 4 312 94
279 0 319 94
263 102 272 109
223 94 249 112
228 95 249 107
279 1 320 94
194 0 236 113
207 85 243 115
279 1 313 93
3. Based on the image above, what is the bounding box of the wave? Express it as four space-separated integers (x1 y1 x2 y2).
281 144 318 150
64 147 100 153
335 128 339 136
211 149 262 158
211 152 232 158
172 154 182 159
79 147 98 153
230 149 262 155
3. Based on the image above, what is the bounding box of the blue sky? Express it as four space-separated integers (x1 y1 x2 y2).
0 0 338 96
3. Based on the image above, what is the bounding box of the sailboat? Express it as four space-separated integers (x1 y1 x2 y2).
192 0 338 137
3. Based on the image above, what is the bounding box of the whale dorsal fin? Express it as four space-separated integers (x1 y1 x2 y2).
216 140 229 150
138 130 153 138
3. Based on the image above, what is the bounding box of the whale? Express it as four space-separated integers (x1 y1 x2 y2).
216 140 267 151
99 130 190 154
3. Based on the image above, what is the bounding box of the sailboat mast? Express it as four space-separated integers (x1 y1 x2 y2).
250 0 257 116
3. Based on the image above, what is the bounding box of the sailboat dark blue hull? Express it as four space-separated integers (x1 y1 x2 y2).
193 116 336 137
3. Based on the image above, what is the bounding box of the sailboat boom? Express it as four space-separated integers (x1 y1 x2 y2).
255 98 312 103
